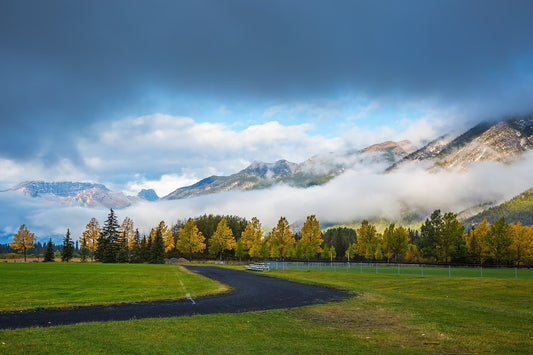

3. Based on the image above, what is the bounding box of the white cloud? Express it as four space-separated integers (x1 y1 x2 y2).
78 114 344 192
2 151 532 243
125 173 199 197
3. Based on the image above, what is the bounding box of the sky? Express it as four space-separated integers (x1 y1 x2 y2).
1 0 533 239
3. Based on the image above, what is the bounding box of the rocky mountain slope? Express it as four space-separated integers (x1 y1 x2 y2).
163 141 412 200
4 115 533 211
6 181 131 209
391 115 533 170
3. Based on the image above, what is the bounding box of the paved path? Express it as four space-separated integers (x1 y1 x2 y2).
0 266 349 329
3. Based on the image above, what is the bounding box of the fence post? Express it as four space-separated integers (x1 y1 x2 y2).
480 265 483 278
397 263 400 275
421 264 424 277
448 264 451 278
515 267 518 279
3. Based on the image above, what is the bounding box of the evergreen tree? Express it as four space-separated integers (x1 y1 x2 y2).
44 238 55 262
61 229 74 262
418 210 443 262
150 227 165 264
98 209 121 263
79 236 89 262
116 248 129 263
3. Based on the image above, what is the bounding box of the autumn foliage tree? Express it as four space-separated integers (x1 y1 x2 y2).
81 217 101 262
208 218 236 261
10 224 35 262
300 215 323 260
355 220 380 260
382 224 409 262
240 217 264 259
267 217 295 259
176 218 206 260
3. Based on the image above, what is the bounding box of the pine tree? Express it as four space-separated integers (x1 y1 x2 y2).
44 238 55 262
150 227 165 264
79 235 89 262
98 209 121 263
61 229 74 262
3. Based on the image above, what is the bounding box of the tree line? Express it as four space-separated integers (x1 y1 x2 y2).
6 209 533 266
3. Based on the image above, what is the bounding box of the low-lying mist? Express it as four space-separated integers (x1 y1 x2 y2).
1 151 532 243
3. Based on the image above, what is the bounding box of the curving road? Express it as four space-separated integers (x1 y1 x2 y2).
0 266 349 330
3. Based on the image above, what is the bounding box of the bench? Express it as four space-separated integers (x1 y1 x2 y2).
245 262 270 272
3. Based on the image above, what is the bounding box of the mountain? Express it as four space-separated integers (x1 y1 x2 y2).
137 189 159 201
461 188 533 227
6 181 130 209
391 115 533 171
163 141 413 200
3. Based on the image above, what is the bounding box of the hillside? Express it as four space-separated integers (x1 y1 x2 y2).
462 188 533 227
164 141 411 200
6 181 130 209
390 115 533 171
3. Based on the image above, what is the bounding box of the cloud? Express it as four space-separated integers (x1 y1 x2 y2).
2 150 532 244
78 114 343 191
1 0 532 165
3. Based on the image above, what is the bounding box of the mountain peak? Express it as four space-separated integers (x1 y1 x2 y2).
137 189 159 201
8 181 129 209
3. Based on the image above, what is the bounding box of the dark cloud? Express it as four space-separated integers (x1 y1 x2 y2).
1 0 532 161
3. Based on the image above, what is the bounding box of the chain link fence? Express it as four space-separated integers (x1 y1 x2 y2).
264 260 532 279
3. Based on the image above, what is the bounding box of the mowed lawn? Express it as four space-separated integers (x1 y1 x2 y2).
0 264 532 354
0 263 226 312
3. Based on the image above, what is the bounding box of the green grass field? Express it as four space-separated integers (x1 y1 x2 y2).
0 263 227 312
268 261 533 279
0 263 532 354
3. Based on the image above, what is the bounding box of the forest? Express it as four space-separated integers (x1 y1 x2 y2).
3 208 533 266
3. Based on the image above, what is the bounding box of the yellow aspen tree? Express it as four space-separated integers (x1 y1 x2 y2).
267 217 295 259
81 217 101 262
119 217 135 249
509 222 531 266
176 218 206 260
300 215 323 260
241 217 264 259
10 224 35 262
208 218 236 261
473 219 490 264
154 221 174 253
356 220 378 260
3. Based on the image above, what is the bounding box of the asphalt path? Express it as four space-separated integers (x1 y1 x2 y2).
0 266 349 330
